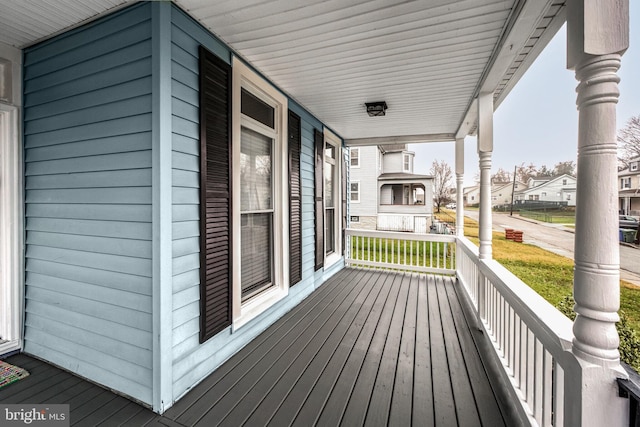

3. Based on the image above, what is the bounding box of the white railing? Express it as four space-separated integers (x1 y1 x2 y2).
456 236 580 426
345 229 455 275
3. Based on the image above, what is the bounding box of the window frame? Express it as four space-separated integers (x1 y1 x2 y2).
231 58 289 329
350 180 360 203
403 153 411 172
324 128 342 268
350 147 360 168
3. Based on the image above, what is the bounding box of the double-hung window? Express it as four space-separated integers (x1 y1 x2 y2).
350 147 360 168
232 59 288 326
324 129 342 266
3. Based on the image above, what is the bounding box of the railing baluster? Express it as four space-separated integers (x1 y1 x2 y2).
534 339 543 425
543 350 553 426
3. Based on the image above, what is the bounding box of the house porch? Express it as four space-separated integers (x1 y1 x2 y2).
0 267 510 426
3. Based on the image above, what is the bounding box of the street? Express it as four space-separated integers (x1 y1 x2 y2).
464 210 640 286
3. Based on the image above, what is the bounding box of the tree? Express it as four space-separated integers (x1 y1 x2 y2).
537 164 553 177
491 167 512 184
516 162 538 183
618 114 640 167
553 160 576 176
430 160 454 213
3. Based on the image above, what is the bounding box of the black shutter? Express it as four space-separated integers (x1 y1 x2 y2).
199 46 232 343
342 150 347 255
314 129 324 271
288 111 302 286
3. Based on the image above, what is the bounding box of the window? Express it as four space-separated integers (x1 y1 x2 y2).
515 183 519 189
562 179 567 185
403 154 411 172
324 129 342 266
232 58 288 327
567 194 571 201
350 216 360 222
350 148 360 168
622 177 631 189
541 192 547 197
632 162 638 171
350 181 360 203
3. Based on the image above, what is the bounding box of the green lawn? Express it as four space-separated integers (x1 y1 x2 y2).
463 216 640 332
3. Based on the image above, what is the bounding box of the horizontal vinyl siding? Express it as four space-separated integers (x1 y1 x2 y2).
349 146 379 217
23 3 153 405
169 7 322 403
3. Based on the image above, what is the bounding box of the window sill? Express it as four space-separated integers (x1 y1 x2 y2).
325 252 341 270
232 285 287 332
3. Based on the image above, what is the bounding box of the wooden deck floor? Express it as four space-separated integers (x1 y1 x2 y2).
0 268 507 426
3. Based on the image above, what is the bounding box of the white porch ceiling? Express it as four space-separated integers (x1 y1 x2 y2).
0 0 565 142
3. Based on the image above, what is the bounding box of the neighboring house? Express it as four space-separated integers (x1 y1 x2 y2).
464 181 525 207
463 185 480 206
619 157 640 215
349 145 433 232
491 180 526 207
515 174 577 206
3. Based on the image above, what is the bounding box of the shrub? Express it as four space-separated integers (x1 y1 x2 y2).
556 295 640 372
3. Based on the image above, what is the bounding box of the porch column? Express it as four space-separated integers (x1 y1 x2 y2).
566 0 629 425
477 92 493 259
455 138 464 237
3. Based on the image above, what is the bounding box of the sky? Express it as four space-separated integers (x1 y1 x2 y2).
411 2 640 187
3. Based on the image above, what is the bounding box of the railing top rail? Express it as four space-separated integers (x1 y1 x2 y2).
456 235 574 360
346 228 456 243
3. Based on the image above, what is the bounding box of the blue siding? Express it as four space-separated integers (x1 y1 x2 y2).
169 6 328 403
23 3 154 405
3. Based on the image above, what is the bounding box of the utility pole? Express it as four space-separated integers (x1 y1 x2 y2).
509 165 517 216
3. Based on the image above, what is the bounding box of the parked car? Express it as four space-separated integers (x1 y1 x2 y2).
619 215 639 229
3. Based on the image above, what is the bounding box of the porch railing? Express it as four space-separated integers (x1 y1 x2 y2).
346 229 588 426
345 229 455 275
457 236 579 426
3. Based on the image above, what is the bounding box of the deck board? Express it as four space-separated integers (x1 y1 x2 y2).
1 268 507 426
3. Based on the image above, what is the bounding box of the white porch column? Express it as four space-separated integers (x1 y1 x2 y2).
566 1 629 425
477 93 493 259
455 138 465 237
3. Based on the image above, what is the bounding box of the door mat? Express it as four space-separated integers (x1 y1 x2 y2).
0 360 29 389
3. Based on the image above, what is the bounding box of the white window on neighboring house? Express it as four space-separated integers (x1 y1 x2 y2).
632 162 638 172
350 147 360 168
622 177 632 189
562 179 567 185
541 192 547 197
567 194 571 201
350 181 360 203
403 154 411 172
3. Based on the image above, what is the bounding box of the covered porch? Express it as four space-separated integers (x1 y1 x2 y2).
1 265 509 426
0 0 633 425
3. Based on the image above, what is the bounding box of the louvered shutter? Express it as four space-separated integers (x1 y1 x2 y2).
314 129 324 271
289 111 302 285
199 46 232 343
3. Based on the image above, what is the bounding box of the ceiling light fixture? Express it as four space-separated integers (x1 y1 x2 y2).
365 101 388 117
